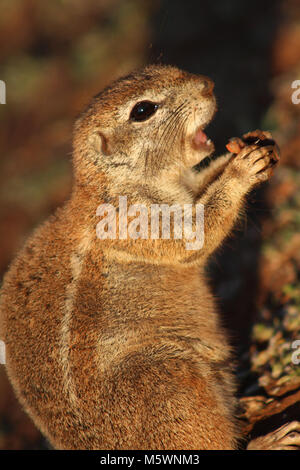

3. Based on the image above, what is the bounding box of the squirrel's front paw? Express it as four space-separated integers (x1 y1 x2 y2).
227 130 280 186
233 143 276 184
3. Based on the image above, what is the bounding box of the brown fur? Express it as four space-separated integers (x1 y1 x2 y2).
0 65 279 449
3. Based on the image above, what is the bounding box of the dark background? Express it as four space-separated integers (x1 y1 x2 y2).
0 0 300 449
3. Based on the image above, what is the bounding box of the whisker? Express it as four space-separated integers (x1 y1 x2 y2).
156 101 188 151
159 101 188 147
155 102 190 170
144 146 150 177
159 108 190 170
144 99 191 175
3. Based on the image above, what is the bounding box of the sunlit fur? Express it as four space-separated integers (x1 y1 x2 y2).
0 65 278 449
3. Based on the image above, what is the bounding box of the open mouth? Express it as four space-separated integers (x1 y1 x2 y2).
191 126 214 153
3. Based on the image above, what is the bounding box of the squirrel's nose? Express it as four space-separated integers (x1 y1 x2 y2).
200 77 215 97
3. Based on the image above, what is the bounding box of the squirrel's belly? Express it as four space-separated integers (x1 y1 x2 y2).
0 214 233 449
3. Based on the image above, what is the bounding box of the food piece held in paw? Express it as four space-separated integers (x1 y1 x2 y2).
226 138 244 154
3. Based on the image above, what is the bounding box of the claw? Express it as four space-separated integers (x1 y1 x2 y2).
226 130 280 166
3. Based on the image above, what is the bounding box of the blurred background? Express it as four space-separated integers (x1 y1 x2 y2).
0 0 300 449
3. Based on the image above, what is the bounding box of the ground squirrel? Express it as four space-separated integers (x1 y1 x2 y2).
1 64 300 450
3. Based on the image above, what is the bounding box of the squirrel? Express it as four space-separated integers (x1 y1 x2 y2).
1 64 300 450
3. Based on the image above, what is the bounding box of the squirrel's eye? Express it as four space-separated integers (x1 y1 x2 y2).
130 101 159 122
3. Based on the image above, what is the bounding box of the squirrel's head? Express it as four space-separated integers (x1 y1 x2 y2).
73 65 216 186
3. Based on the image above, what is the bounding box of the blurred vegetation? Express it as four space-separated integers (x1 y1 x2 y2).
0 0 300 450
0 0 155 281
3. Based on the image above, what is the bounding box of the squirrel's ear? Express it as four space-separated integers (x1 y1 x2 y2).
89 130 112 156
